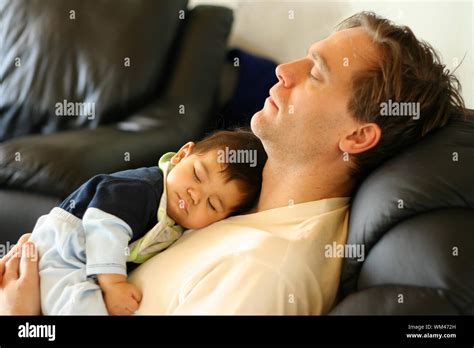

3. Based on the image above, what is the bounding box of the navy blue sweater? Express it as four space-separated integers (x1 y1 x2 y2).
59 166 163 246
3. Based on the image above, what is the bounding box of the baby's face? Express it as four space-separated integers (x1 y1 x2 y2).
166 143 245 229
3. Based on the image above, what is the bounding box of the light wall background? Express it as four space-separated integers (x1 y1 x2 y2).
190 0 474 108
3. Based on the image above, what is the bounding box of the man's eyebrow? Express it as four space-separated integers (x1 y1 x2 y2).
307 48 331 76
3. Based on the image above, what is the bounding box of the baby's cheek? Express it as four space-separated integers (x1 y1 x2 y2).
165 176 178 193
187 212 216 230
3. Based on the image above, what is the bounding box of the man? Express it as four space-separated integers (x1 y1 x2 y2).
1 12 466 315
0 234 40 315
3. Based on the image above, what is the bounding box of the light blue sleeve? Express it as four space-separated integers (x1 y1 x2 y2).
82 207 134 277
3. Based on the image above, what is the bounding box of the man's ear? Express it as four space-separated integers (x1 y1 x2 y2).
339 123 381 155
171 142 195 165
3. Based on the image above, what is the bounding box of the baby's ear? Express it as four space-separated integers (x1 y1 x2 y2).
171 142 195 165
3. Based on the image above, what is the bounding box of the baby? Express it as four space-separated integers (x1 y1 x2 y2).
30 129 267 315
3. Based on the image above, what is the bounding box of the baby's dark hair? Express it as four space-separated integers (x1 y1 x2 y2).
193 128 267 215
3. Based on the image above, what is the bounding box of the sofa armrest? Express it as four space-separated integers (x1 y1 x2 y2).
121 5 234 137
0 119 188 197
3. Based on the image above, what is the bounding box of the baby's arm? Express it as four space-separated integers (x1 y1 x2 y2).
76 172 161 314
97 274 142 315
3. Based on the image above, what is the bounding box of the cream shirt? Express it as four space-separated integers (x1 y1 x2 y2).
129 197 350 315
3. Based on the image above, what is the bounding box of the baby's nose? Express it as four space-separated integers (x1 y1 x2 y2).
187 188 199 205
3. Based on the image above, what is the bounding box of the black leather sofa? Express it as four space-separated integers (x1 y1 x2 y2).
1 0 473 315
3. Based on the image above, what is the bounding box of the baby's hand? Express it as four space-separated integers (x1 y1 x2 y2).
97 274 142 316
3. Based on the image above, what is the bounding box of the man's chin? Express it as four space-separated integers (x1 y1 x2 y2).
251 110 268 136
251 110 277 142
250 113 258 135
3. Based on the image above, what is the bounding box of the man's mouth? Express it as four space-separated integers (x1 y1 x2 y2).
267 96 279 110
268 90 279 110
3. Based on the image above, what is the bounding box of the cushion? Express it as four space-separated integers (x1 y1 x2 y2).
0 0 188 141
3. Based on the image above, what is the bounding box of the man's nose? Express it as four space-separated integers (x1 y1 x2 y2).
275 61 297 88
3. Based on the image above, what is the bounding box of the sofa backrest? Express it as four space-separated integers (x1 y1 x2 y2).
0 0 188 141
339 110 474 314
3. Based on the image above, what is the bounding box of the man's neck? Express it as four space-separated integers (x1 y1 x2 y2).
254 159 353 212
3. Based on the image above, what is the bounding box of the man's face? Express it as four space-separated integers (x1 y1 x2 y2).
166 146 244 230
251 27 380 163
